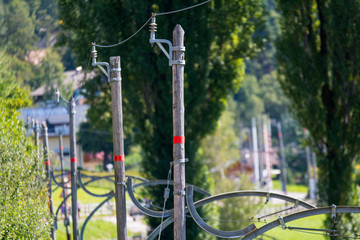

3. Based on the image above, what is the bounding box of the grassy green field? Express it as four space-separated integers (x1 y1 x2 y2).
254 215 327 240
272 180 308 194
56 219 117 240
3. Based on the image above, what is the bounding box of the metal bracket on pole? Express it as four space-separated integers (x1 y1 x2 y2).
91 43 111 81
278 216 287 230
171 158 189 166
174 190 186 196
149 16 185 66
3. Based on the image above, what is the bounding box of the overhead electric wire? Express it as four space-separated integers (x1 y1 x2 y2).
155 0 212 16
94 17 152 48
94 0 212 48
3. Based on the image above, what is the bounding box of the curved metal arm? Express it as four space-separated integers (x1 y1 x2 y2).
78 170 114 198
149 39 173 66
92 62 110 78
192 190 315 210
80 193 115 240
51 171 71 189
146 187 316 240
127 177 174 218
242 206 360 239
133 179 210 197
54 193 71 229
186 186 257 238
127 177 211 218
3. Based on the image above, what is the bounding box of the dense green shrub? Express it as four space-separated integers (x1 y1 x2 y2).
0 102 52 240
0 52 51 239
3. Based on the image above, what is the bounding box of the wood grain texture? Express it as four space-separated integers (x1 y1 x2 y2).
172 24 186 240
110 56 127 240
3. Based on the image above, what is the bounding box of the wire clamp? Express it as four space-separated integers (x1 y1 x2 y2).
110 68 121 72
294 199 299 208
173 46 185 52
265 192 271 204
331 204 337 220
171 158 188 166
110 77 122 82
172 59 186 65
173 190 186 196
278 216 287 230
164 187 170 199
115 181 126 186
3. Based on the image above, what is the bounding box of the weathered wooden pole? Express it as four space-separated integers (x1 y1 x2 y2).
277 122 287 194
59 133 71 240
69 97 79 240
42 122 55 240
173 24 186 240
109 56 127 240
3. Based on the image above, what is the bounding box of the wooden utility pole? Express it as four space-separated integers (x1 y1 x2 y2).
42 122 55 240
69 97 79 240
59 133 71 240
277 122 287 194
110 56 127 240
173 24 186 240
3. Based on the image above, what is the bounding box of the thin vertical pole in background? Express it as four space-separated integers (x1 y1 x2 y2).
277 122 287 194
311 152 318 202
59 133 71 240
263 116 272 190
34 120 40 152
69 97 78 240
257 117 264 187
251 118 260 189
305 145 316 201
42 122 55 240
173 24 186 240
110 56 127 240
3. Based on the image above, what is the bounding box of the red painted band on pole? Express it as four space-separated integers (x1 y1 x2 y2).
173 136 185 144
278 133 282 137
45 161 50 165
71 158 77 163
60 146 63 150
114 155 125 162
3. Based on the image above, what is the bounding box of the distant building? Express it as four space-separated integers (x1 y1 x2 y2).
19 103 89 169
30 69 96 103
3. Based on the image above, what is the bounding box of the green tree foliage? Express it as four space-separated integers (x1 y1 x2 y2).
0 52 51 239
200 99 241 178
276 0 360 213
58 1 265 238
0 0 37 57
77 121 113 170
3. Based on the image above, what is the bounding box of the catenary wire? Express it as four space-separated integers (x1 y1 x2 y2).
95 17 152 48
155 0 212 16
94 0 212 48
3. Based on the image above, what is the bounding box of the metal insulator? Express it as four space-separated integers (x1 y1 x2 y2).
149 19 157 33
149 17 157 47
91 43 97 58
